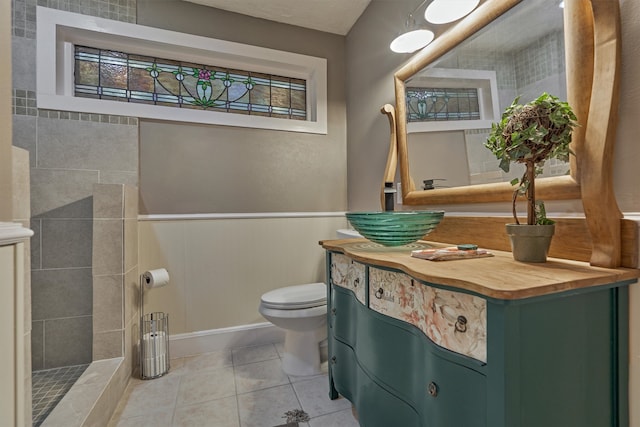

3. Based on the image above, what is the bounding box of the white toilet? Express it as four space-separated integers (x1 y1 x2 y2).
259 282 327 376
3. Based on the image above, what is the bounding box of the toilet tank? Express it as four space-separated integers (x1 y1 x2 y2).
336 229 362 239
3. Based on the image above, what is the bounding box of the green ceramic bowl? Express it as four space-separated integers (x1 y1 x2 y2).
345 211 445 247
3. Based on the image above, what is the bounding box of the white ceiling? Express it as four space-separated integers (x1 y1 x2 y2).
181 0 564 55
182 0 372 36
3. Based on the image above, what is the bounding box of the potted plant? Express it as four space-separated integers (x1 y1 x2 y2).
485 92 577 262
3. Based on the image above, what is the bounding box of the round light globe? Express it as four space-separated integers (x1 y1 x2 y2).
390 29 435 53
425 0 480 24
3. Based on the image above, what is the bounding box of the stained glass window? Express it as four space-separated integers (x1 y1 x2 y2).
74 46 307 120
406 88 480 122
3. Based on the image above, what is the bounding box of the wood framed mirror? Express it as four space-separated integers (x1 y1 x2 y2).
393 0 629 267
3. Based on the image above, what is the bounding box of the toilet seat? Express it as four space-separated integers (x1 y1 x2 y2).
260 282 326 310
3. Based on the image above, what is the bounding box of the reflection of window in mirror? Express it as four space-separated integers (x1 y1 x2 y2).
407 69 499 132
407 87 481 122
405 0 568 189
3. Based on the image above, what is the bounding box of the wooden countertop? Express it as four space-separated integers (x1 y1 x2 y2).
320 239 640 300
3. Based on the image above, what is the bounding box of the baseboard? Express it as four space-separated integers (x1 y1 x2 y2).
169 322 286 358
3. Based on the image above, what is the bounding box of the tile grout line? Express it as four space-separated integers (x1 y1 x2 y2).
232 359 242 427
170 373 183 426
289 376 307 427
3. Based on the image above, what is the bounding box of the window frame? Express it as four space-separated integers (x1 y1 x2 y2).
406 68 500 134
36 7 327 134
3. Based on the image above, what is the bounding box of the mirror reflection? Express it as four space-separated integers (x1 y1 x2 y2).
405 0 566 191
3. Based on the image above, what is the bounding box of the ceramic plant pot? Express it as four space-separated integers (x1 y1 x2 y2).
505 223 555 263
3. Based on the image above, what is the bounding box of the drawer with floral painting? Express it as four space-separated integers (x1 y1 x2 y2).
330 252 366 304
368 266 487 363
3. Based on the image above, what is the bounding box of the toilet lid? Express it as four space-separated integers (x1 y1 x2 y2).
261 283 327 309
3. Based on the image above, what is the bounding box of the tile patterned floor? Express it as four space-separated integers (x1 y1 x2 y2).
32 364 90 426
108 342 360 427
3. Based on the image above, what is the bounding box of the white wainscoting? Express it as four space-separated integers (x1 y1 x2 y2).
138 213 347 336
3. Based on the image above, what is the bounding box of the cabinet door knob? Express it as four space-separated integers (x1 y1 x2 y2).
331 356 337 365
374 288 384 299
428 381 438 397
455 315 468 333
331 308 337 315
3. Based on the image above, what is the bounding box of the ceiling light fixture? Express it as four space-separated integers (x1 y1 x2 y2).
390 29 435 53
425 0 480 25
390 0 433 53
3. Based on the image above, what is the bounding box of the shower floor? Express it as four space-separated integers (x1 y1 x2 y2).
32 364 89 427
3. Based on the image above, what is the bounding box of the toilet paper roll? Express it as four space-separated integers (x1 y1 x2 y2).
143 354 167 378
142 331 168 377
142 331 167 358
143 268 170 288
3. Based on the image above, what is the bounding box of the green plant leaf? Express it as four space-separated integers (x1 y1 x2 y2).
485 92 577 225
499 158 511 173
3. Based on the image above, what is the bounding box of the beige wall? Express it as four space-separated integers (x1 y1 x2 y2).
616 0 640 212
139 121 346 213
0 0 12 221
139 215 346 334
408 131 470 188
345 0 415 212
137 0 347 215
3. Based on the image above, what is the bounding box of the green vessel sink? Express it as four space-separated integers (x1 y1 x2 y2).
345 211 444 247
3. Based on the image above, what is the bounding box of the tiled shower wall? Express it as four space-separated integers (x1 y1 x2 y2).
92 184 139 371
11 0 138 370
444 30 567 186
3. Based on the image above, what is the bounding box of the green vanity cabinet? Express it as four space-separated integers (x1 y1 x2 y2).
324 246 636 427
330 280 486 427
331 336 421 427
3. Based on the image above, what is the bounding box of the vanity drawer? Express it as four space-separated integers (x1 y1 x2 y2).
330 339 357 403
330 285 359 347
331 339 421 427
422 353 486 427
369 267 487 362
356 378 421 427
357 306 426 407
330 253 366 304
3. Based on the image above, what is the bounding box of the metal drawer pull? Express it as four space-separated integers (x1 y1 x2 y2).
331 308 337 315
428 381 438 397
374 288 384 299
331 356 337 365
455 315 468 333
353 277 360 287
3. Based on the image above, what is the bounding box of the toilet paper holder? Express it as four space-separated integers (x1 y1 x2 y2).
140 269 171 380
